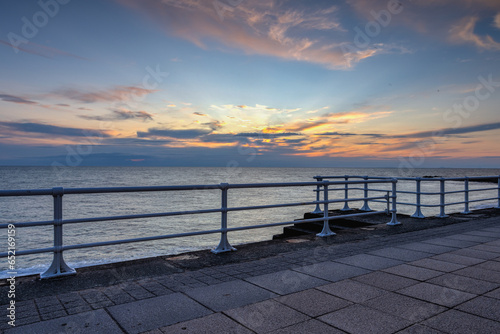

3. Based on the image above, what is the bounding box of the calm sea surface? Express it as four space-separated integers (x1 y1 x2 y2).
1 166 499 277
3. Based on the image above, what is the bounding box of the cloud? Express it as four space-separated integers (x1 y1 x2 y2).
53 86 158 103
235 132 302 138
137 128 212 139
0 121 111 137
79 110 154 121
193 112 208 116
0 94 37 105
0 40 87 60
495 13 500 29
400 121 500 138
449 16 500 50
116 0 384 69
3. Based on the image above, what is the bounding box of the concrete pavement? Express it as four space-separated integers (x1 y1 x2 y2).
2 212 500 333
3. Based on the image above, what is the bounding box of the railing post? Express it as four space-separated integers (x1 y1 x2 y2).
359 175 372 211
387 179 401 225
437 178 448 218
411 177 425 218
385 191 390 214
497 175 500 209
462 177 471 214
311 176 323 214
317 181 335 237
340 175 351 211
212 183 236 254
40 187 76 279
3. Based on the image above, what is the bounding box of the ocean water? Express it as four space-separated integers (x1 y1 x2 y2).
1 166 499 277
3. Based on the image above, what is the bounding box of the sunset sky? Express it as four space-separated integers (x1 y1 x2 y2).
1 0 500 167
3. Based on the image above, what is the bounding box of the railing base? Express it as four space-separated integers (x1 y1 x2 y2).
359 204 372 212
317 228 336 237
212 235 236 254
387 214 401 226
340 204 351 211
40 254 76 279
411 209 425 219
461 210 471 214
436 214 449 218
311 208 323 214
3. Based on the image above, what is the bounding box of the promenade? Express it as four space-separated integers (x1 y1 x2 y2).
2 209 500 333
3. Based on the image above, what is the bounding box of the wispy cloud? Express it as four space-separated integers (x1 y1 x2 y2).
0 40 87 60
0 121 111 137
79 110 154 121
494 12 500 29
450 16 500 50
0 94 37 105
116 0 384 69
137 127 212 139
398 121 500 138
53 86 158 103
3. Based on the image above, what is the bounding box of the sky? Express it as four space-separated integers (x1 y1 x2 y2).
1 0 500 168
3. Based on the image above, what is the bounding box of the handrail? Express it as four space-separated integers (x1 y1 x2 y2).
314 175 500 219
0 179 396 279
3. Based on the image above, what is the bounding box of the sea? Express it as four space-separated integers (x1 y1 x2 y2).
1 166 499 278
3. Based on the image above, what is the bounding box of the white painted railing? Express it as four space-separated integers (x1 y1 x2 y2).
313 175 500 219
0 179 395 279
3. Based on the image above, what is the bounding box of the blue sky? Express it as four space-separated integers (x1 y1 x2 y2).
1 0 500 168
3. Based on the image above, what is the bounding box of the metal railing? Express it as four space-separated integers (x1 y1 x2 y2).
0 179 396 279
313 175 500 219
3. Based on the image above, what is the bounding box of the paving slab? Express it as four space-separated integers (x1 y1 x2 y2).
269 319 344 334
427 273 499 294
456 296 500 321
430 253 485 266
223 299 309 333
465 230 500 237
107 293 212 334
362 292 446 322
275 288 351 317
394 242 457 254
395 324 444 334
382 264 443 281
352 271 419 291
317 279 386 303
485 287 500 299
184 280 276 312
156 312 253 334
445 234 497 243
471 244 500 254
449 248 500 260
408 258 466 272
293 261 370 282
369 247 432 262
423 309 500 334
318 304 412 334
453 266 500 283
5 309 122 334
269 319 345 334
474 260 500 272
333 254 403 270
397 282 476 307
245 269 328 295
422 238 477 248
